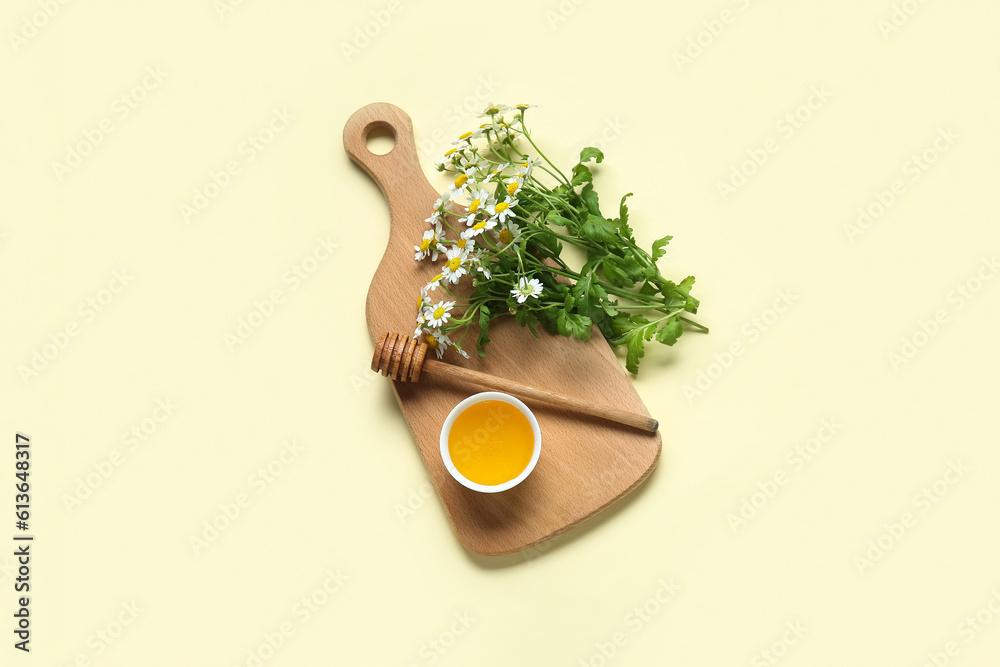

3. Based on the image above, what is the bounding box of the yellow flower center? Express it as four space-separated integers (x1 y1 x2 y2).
456 238 467 249
444 148 457 157
419 238 431 252
459 131 473 140
417 297 423 309
472 222 487 231
454 174 468 188
498 229 512 244
468 198 481 214
446 257 462 272
431 273 442 283
426 334 439 349
486 106 499 114
495 202 509 213
433 306 447 319
506 182 519 196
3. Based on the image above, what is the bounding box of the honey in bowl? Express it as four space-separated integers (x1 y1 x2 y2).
447 400 535 486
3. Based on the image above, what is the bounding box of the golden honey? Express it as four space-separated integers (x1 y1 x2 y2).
448 400 534 485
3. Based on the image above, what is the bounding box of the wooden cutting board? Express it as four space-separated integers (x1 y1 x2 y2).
344 102 661 556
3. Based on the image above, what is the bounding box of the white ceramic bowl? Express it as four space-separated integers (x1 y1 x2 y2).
439 392 542 493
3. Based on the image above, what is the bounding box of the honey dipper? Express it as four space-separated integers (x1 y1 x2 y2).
371 332 658 433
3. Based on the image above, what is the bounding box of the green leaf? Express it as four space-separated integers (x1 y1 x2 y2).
614 193 634 241
477 306 491 355
571 273 592 309
545 211 576 230
651 235 672 261
536 306 559 335
625 331 645 374
676 275 699 313
655 317 682 346
572 272 610 323
620 253 645 282
533 228 562 255
514 307 541 337
581 183 601 216
571 163 593 186
609 314 649 337
601 258 634 288
580 147 604 164
557 310 592 341
677 275 696 296
580 214 618 245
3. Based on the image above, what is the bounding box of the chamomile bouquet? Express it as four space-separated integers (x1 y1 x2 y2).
413 104 705 374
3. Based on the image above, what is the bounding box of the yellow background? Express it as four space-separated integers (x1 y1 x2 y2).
3 1 1000 665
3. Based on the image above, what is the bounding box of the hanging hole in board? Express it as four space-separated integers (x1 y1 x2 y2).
365 122 396 155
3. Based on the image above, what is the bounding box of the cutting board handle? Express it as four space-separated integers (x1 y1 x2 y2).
343 102 430 207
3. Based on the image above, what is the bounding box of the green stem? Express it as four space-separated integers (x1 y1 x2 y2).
521 127 570 186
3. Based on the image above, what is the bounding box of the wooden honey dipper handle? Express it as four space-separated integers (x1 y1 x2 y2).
372 333 658 433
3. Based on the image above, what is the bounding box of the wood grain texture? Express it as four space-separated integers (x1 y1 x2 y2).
344 102 661 556
371 331 659 433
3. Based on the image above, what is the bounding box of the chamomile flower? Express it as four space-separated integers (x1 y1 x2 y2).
414 223 445 261
460 211 478 228
515 103 537 112
417 286 432 311
479 103 511 118
487 198 518 224
455 152 478 171
504 178 522 197
496 220 521 246
462 217 497 238
425 300 456 328
511 276 543 303
514 159 537 179
430 191 451 210
423 330 454 359
453 236 475 253
441 246 468 284
468 250 492 279
425 273 444 291
436 147 460 167
449 173 470 199
451 131 475 146
464 188 491 218
481 164 507 184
